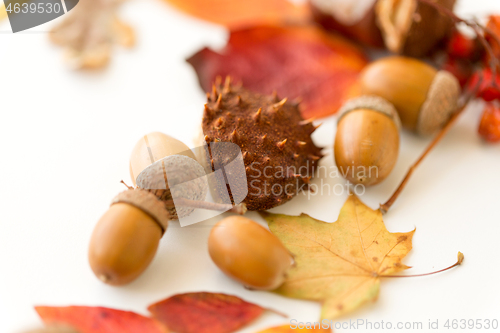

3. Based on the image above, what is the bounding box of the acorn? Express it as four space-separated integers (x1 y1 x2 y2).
208 216 294 290
376 0 456 57
129 132 211 220
88 189 169 286
129 132 195 186
358 56 461 136
334 95 400 186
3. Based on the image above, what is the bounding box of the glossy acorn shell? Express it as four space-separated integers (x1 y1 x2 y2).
359 56 436 131
335 109 399 186
88 203 162 286
129 132 195 186
208 216 293 290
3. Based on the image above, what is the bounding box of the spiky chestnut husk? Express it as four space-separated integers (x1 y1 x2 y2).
202 78 323 211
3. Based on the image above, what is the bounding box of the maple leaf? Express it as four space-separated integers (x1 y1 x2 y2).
49 0 135 69
187 25 368 119
148 292 268 333
161 0 309 29
35 306 169 333
260 194 414 320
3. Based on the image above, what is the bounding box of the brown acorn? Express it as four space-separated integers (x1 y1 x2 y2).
208 216 293 290
358 56 461 136
88 189 169 286
376 0 456 57
335 95 400 186
202 77 323 211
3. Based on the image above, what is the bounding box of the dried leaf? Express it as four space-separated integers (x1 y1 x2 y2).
187 25 368 119
260 194 414 320
478 102 500 143
161 0 310 29
35 306 168 333
256 325 331 332
0 3 7 21
148 292 266 333
49 0 135 69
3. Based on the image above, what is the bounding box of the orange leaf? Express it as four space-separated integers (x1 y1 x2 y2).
35 306 168 333
256 324 331 332
148 292 266 333
187 25 368 119
162 0 310 29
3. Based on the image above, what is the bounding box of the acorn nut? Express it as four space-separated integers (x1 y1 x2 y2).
335 95 400 186
358 56 461 136
88 189 169 286
136 154 208 220
129 132 195 186
130 132 208 220
208 216 294 290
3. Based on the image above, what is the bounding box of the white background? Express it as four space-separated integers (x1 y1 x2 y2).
1 0 499 332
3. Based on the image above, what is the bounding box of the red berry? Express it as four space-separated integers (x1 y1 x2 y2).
467 68 500 102
478 102 500 143
447 30 478 60
442 57 473 88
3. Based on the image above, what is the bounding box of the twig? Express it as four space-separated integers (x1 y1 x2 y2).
164 198 247 215
418 0 500 81
380 78 482 214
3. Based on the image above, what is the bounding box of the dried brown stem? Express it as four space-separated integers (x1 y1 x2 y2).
382 252 464 278
120 180 134 190
164 198 247 215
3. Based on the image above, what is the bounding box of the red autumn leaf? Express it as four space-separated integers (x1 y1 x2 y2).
256 324 331 332
478 102 500 143
187 25 368 119
161 0 310 29
35 306 169 333
148 292 267 333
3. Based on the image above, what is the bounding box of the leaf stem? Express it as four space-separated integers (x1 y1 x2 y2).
382 252 464 278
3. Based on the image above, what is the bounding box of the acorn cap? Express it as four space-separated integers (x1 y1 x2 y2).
111 189 169 233
136 154 208 220
337 95 401 130
417 70 461 136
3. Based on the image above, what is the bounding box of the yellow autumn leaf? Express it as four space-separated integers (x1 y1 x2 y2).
260 194 415 320
0 3 7 21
